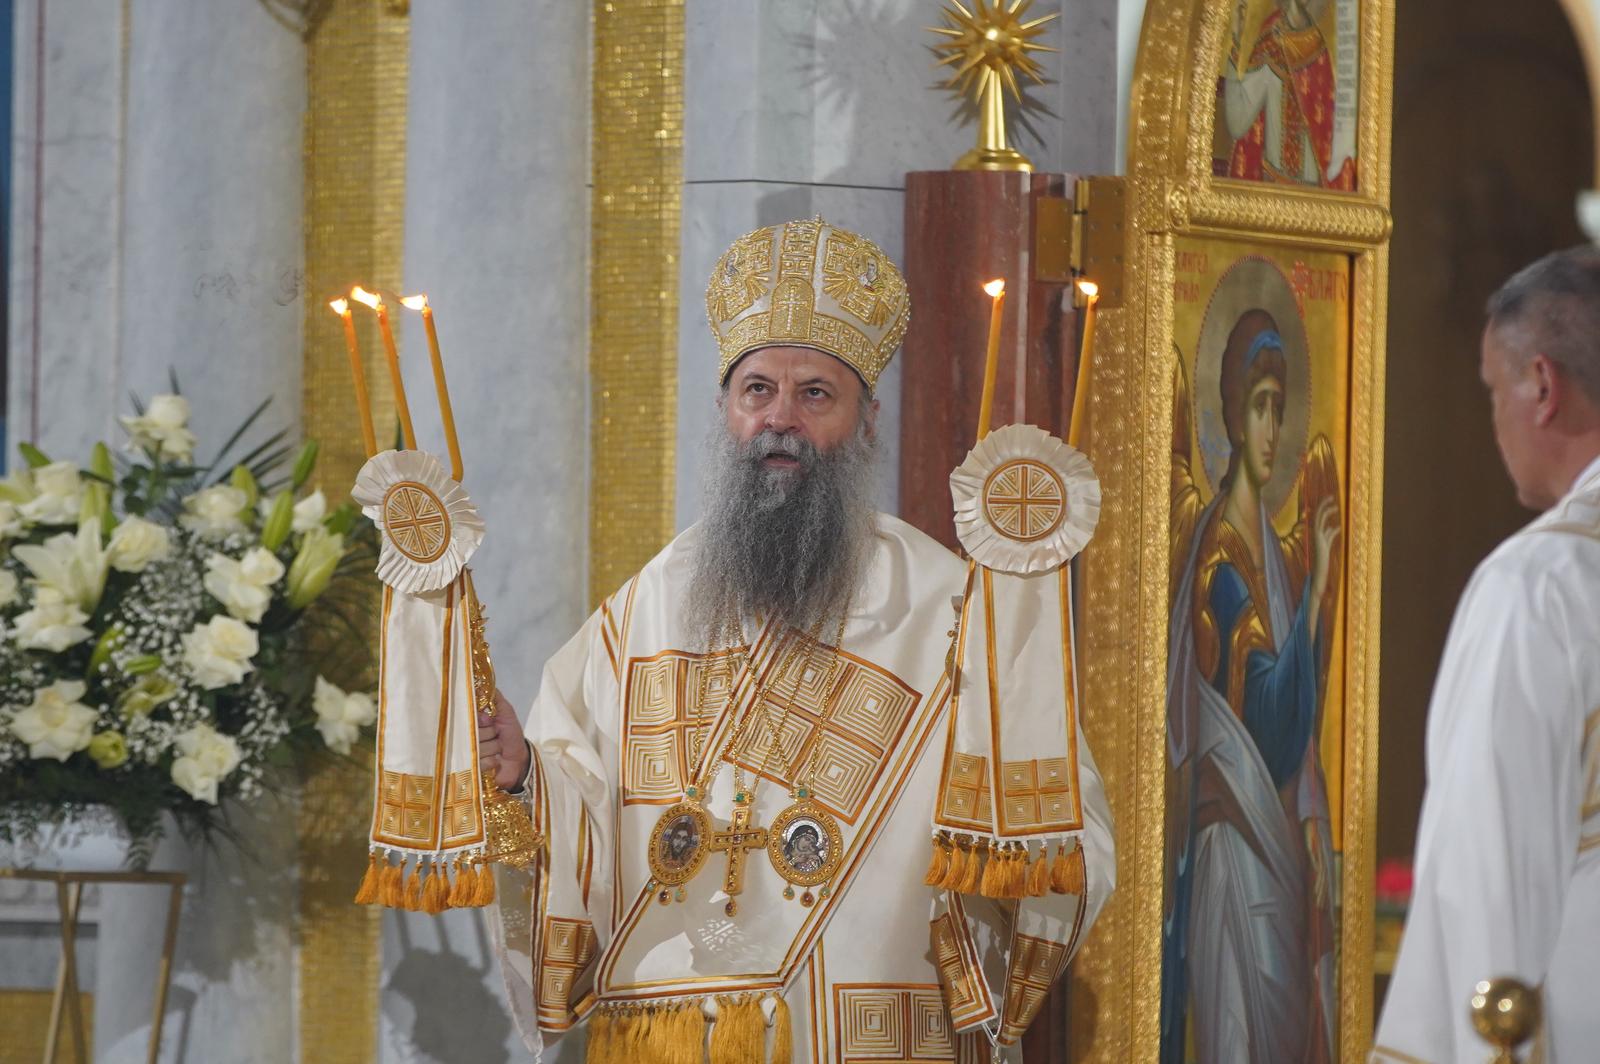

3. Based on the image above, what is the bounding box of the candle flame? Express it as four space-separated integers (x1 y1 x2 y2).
399 294 429 311
983 279 1006 297
328 298 350 315
1076 279 1100 299
350 285 382 310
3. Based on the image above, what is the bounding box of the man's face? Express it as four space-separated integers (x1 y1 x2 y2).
1481 325 1553 509
723 347 875 465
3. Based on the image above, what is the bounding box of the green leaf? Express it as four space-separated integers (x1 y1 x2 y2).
202 396 273 477
17 443 51 469
291 441 319 489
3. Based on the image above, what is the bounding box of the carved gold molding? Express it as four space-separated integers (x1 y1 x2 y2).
1069 0 1393 1061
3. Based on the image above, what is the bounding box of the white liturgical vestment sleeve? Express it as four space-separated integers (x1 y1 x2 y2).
1373 462 1600 1064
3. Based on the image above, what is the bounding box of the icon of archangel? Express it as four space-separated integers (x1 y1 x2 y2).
1160 255 1344 1063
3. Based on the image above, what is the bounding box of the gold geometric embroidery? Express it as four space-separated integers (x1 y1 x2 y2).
441 769 481 847
834 984 954 1062
931 912 993 1028
537 917 598 1022
998 933 1069 1045
822 229 904 328
621 650 736 805
377 770 436 844
999 757 1077 834
729 633 919 824
706 229 772 322
939 753 992 830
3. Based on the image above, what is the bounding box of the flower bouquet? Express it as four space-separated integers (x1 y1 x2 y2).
0 391 379 861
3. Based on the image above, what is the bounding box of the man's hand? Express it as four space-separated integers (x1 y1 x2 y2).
478 689 530 792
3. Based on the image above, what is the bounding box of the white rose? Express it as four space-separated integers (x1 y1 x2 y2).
120 394 197 462
0 502 24 541
201 548 283 623
181 615 258 689
169 721 242 804
12 525 109 611
292 490 327 533
12 586 92 653
312 675 377 755
7 680 96 760
106 515 172 573
179 485 249 540
238 547 285 586
18 461 83 526
0 570 18 609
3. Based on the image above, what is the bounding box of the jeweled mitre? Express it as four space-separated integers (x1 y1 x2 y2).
705 218 911 390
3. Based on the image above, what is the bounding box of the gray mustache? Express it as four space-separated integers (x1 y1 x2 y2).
741 429 814 466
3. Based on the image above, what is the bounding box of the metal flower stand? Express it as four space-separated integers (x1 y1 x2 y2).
0 868 185 1064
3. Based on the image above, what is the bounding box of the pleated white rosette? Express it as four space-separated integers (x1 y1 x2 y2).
949 423 1101 574
351 450 485 594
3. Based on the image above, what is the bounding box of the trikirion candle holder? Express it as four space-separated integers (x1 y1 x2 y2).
331 288 540 915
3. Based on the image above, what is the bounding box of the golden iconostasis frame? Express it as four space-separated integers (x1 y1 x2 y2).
1066 0 1393 1059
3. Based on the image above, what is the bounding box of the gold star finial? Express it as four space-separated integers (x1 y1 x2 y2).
928 0 1058 171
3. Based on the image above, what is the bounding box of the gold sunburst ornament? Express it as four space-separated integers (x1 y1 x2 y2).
929 0 1058 172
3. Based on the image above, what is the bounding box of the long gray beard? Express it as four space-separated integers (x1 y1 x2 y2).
684 422 879 650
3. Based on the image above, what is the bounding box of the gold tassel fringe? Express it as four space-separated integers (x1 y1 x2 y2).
353 852 381 905
709 995 764 1064
979 842 1007 897
586 1009 613 1064
957 840 984 894
1027 847 1051 896
473 860 496 905
422 862 448 914
446 857 469 907
771 995 792 1064
381 859 404 907
1050 842 1086 895
940 838 968 890
403 864 423 910
923 834 949 886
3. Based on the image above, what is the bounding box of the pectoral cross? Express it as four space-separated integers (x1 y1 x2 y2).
709 793 767 917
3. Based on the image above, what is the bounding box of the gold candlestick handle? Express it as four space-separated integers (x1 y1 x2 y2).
464 574 543 871
1470 977 1540 1064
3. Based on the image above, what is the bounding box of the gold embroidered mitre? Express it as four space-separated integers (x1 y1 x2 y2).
705 218 911 390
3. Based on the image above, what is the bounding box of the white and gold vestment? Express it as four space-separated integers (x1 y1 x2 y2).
493 514 1114 1062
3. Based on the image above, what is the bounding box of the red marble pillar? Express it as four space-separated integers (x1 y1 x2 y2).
898 170 1081 550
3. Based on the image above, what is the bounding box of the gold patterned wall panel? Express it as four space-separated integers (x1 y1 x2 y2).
300 2 409 1061
1068 0 1393 1061
589 0 684 607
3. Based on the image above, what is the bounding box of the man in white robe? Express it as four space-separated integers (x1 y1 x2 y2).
1373 247 1600 1063
475 219 1115 1062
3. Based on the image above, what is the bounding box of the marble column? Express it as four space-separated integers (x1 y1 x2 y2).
675 0 1121 528
4 2 305 1061
385 3 589 1061
8 0 304 465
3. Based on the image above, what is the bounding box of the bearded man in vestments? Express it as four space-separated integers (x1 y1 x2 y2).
475 219 1115 1062
1372 247 1600 1063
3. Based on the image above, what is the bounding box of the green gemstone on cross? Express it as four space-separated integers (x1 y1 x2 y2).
735 791 748 803
685 786 698 798
796 787 809 798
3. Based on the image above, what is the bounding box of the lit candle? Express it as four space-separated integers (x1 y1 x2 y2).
1068 279 1099 451
976 279 1006 441
328 298 379 458
400 294 464 482
351 285 417 451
